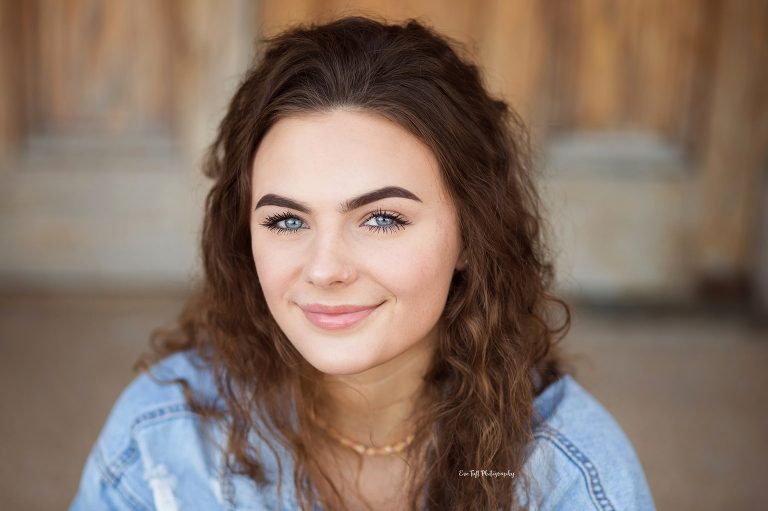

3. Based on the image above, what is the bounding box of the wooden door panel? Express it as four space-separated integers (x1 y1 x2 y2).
24 0 173 136
545 0 710 136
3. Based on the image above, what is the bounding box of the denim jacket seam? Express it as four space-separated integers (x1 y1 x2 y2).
533 425 617 511
93 444 152 511
98 437 138 488
93 402 200 511
129 402 198 430
100 402 198 480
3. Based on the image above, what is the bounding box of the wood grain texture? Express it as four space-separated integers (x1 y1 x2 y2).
26 0 174 136
168 0 258 158
697 0 768 274
0 0 26 167
543 0 707 135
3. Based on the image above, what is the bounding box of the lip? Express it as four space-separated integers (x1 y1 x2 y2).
300 302 382 330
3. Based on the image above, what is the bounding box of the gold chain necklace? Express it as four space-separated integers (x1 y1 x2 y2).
310 413 415 456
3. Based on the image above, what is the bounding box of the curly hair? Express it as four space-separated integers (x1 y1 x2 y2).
141 15 570 511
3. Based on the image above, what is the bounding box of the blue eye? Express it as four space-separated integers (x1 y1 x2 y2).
260 212 308 234
362 208 410 233
260 208 410 235
366 216 393 227
281 218 304 229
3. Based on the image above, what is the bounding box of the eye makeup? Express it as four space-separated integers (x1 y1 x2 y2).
259 207 411 235
260 211 308 234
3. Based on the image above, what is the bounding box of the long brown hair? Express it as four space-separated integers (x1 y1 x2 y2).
143 15 570 511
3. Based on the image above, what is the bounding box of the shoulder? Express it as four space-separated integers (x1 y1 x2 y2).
93 350 221 459
69 351 228 511
522 375 657 511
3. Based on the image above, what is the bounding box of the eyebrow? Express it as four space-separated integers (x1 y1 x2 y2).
254 186 422 214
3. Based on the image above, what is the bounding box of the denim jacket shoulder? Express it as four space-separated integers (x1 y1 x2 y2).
522 375 657 511
70 352 655 511
69 351 298 511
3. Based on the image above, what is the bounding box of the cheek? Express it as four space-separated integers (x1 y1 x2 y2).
370 231 457 318
251 233 300 305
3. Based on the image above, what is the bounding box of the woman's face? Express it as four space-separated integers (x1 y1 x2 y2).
250 109 464 375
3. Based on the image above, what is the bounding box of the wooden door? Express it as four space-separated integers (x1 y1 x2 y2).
23 0 174 137
0 0 257 290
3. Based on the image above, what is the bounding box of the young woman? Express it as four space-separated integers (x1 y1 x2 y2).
70 16 655 511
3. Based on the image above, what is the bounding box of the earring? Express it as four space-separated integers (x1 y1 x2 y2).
464 259 468 263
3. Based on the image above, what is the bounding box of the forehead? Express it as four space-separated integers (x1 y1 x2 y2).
251 109 449 205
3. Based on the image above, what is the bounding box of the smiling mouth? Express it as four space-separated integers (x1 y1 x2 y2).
301 303 382 330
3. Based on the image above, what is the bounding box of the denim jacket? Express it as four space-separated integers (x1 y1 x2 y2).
70 351 656 510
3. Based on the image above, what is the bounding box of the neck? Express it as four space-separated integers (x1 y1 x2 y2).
317 325 439 448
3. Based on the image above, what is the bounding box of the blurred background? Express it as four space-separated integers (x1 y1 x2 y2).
1 0 767 509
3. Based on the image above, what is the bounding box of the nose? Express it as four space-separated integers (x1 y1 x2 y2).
302 224 357 288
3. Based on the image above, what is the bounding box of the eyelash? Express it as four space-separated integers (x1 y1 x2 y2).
260 208 411 235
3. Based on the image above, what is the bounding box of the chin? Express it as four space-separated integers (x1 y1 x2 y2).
299 342 386 376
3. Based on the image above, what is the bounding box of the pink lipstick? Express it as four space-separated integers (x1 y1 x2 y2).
300 303 382 330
